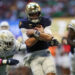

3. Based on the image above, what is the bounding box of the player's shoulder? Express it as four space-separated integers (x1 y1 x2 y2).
41 17 51 27
42 16 50 20
19 18 29 28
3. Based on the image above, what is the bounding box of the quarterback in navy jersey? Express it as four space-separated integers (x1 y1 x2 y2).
19 2 56 75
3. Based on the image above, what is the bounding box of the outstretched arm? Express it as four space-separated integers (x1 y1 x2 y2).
0 58 19 66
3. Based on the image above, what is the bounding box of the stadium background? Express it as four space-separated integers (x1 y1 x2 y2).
0 0 75 42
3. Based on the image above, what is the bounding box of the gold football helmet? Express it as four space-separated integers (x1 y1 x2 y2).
0 30 15 51
68 20 75 31
25 2 41 23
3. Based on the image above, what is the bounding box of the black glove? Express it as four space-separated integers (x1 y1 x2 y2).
2 59 19 65
49 39 59 46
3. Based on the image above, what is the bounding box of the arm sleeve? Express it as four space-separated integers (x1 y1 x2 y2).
44 26 52 35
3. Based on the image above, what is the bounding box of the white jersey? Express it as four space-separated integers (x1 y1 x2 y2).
0 30 26 75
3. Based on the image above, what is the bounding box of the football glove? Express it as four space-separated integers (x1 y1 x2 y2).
2 58 19 65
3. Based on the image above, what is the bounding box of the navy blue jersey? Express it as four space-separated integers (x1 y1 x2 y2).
19 17 51 53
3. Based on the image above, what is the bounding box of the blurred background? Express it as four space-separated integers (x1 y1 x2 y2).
0 0 75 75
0 0 75 40
0 0 75 19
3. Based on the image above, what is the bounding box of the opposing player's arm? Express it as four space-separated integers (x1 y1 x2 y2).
0 58 19 65
21 28 38 47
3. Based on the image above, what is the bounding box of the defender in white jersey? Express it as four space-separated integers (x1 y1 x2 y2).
0 30 26 75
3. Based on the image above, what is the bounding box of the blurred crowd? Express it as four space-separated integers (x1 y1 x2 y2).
0 0 75 20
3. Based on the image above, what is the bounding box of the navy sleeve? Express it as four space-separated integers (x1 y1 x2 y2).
19 18 29 29
40 17 51 28
19 20 27 28
45 18 51 26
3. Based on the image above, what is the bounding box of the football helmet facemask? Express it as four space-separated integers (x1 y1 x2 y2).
25 2 41 23
0 30 15 51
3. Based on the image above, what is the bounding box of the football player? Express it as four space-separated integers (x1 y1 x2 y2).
19 2 56 75
0 21 9 30
0 30 26 75
67 20 75 75
0 21 26 67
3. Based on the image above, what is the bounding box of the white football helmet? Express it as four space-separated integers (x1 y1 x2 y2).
0 30 16 52
68 20 75 31
0 21 9 30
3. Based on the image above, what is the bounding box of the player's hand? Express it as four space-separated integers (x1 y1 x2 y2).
26 29 35 36
2 59 19 65
49 39 59 46
20 44 26 51
34 25 44 33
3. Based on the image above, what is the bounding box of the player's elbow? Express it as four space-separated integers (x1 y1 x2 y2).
25 41 32 47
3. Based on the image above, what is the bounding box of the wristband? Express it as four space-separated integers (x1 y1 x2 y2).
34 30 40 38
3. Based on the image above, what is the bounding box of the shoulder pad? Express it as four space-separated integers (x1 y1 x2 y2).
41 17 51 27
19 18 29 28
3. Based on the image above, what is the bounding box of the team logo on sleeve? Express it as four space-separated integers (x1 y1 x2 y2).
19 21 22 28
29 24 32 27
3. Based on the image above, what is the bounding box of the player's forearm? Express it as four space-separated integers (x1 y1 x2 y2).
25 37 38 47
33 30 53 41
